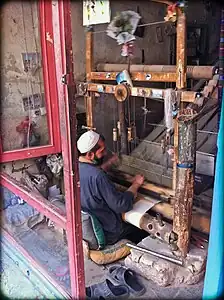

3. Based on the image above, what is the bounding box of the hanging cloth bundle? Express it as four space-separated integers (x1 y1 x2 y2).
106 10 141 45
106 10 141 57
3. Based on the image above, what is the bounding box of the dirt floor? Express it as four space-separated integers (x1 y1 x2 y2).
36 223 204 299
84 257 204 299
1 222 204 299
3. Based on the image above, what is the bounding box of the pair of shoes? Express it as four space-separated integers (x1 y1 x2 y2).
86 278 128 299
86 265 145 299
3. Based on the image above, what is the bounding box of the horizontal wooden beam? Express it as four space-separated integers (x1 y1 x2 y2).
115 182 210 234
91 71 177 82
87 83 197 102
0 172 67 229
96 64 216 80
151 201 210 235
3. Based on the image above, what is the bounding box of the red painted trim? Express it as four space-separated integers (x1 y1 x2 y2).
52 1 85 299
1 145 59 163
1 228 71 299
39 1 61 151
0 172 67 229
0 0 61 163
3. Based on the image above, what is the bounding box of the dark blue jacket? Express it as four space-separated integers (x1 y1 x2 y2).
79 162 134 243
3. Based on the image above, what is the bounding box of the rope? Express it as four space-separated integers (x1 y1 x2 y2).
91 20 170 35
30 2 43 97
21 2 31 148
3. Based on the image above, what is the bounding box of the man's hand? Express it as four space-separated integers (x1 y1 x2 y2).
133 174 144 187
107 153 119 166
127 174 144 198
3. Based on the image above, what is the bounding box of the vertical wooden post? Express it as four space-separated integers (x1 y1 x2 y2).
173 109 197 257
172 8 196 258
176 10 187 90
173 8 187 191
86 28 95 128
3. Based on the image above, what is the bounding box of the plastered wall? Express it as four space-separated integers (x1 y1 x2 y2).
0 1 49 152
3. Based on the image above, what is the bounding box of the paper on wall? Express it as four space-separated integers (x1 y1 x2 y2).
83 0 111 26
124 197 161 228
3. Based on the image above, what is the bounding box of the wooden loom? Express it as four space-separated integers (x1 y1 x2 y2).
78 1 218 257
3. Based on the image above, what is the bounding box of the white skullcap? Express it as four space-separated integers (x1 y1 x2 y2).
77 130 100 153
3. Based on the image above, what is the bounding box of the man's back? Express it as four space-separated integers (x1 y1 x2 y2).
79 162 134 244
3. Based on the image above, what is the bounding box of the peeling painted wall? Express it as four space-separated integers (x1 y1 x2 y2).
0 1 49 152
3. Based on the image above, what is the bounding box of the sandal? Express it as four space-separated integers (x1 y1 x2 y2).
86 278 129 299
106 266 145 297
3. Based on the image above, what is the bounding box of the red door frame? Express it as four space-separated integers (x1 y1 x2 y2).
1 1 85 298
52 1 85 298
0 1 61 163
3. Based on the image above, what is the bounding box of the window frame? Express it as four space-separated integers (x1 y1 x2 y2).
0 1 61 163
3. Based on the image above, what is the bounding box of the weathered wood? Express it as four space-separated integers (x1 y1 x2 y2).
91 71 177 82
173 109 197 257
153 201 210 235
115 182 210 234
86 30 93 82
85 29 95 128
96 64 215 80
176 10 187 90
86 83 197 102
173 8 187 194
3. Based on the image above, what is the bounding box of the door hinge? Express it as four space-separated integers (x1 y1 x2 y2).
61 74 68 85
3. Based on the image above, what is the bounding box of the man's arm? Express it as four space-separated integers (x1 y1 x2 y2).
100 154 119 172
96 172 144 213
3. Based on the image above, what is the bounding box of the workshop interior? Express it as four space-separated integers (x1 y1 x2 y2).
0 0 223 299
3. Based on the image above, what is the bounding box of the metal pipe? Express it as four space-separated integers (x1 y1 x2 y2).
82 125 96 131
150 0 174 6
126 243 183 266
197 129 218 135
96 64 216 80
148 123 165 127
147 124 218 135
118 102 128 154
197 151 215 157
